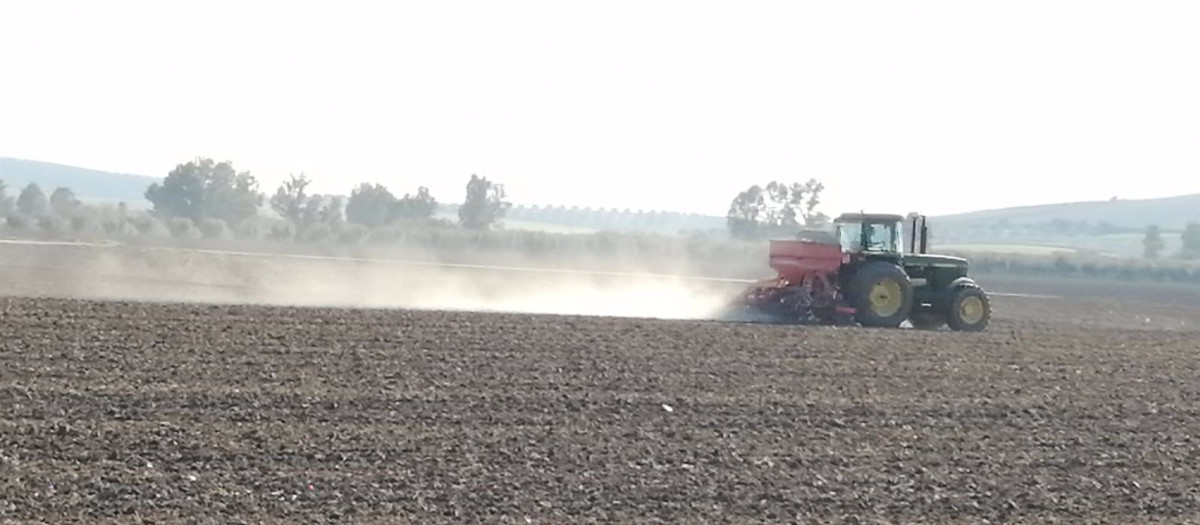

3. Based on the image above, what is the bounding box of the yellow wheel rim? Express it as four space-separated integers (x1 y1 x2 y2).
958 295 985 325
868 279 903 317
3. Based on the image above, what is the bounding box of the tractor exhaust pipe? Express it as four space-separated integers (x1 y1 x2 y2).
905 213 928 254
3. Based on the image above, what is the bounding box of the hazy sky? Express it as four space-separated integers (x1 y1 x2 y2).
2 1 1197 217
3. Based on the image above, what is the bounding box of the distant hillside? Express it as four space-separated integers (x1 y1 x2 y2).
926 193 1200 259
933 194 1200 231
0 157 156 208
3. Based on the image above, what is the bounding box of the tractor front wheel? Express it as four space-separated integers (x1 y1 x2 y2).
847 261 913 328
946 285 990 331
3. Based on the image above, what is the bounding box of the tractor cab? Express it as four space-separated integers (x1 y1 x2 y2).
833 212 933 257
833 213 905 256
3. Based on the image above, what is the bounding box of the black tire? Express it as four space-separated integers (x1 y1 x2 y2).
908 307 946 330
946 284 990 332
846 261 913 328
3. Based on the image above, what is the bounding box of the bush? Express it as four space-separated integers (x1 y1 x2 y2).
102 219 138 237
234 218 268 241
267 221 295 242
38 215 68 235
198 218 230 239
301 223 333 243
168 217 199 239
366 226 405 245
70 215 94 234
337 224 369 245
6 213 30 230
128 215 169 238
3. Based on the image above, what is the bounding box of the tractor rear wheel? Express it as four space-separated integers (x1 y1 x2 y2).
946 284 990 331
846 261 913 328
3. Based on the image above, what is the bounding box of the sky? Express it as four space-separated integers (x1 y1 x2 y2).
1 0 1197 217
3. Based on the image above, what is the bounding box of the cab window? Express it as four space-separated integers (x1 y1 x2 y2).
864 223 899 252
838 225 862 252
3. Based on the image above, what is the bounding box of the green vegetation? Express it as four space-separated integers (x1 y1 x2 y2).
17 183 49 217
457 175 510 231
948 249 1200 286
1183 222 1200 260
145 158 263 227
344 182 437 229
1144 225 1165 259
725 179 827 240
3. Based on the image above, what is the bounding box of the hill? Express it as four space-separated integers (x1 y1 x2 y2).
932 194 1200 231
0 157 157 208
928 194 1200 259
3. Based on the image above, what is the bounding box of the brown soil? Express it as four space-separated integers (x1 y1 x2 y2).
3 289 1200 523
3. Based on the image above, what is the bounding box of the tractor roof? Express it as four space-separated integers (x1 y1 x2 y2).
834 212 905 223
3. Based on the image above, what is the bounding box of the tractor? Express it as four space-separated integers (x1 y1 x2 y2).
722 212 990 331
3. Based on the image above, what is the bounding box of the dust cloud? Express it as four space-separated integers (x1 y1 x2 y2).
0 241 748 321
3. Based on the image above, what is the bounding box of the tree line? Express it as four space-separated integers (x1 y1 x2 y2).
140 158 511 236
140 158 834 240
0 160 802 245
0 180 85 218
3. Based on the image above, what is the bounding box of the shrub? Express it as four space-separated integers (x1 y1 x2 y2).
198 218 230 239
38 215 67 235
234 218 267 241
337 224 369 245
301 223 333 243
168 217 199 239
129 215 170 237
268 221 295 242
6 213 29 230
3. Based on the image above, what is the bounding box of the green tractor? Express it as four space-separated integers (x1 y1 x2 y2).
725 212 991 331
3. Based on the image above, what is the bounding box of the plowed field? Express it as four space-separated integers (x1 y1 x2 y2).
4 286 1200 523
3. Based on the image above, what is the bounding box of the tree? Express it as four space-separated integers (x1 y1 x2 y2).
1183 222 1200 258
343 182 438 230
318 195 345 226
725 178 826 239
295 194 345 233
458 174 510 230
345 183 398 229
726 185 765 239
145 157 264 226
267 174 348 238
17 183 48 217
789 179 828 226
1143 225 1164 259
269 173 311 225
394 186 438 222
49 187 82 216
